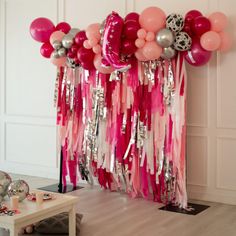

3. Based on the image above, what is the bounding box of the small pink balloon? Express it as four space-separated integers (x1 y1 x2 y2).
88 37 99 47
94 54 114 74
74 31 87 47
145 31 155 42
86 23 101 40
218 31 232 52
30 17 55 43
137 28 147 39
40 42 54 58
139 7 166 32
185 10 202 24
209 12 228 32
135 48 148 61
92 44 102 54
50 56 66 67
55 22 71 34
135 38 145 48
125 12 140 23
200 31 221 51
83 40 92 49
142 41 162 60
50 31 65 44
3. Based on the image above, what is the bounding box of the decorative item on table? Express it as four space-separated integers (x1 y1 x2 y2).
0 171 12 201
7 180 29 202
0 204 18 216
27 192 54 201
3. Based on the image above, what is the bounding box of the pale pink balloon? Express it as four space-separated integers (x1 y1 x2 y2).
88 37 99 47
86 23 101 40
200 31 221 51
83 39 92 49
135 38 145 48
137 28 147 39
145 31 155 42
209 12 228 32
93 44 102 54
94 54 114 74
49 31 65 44
142 41 162 60
135 48 148 61
139 7 166 32
218 31 233 52
50 56 66 67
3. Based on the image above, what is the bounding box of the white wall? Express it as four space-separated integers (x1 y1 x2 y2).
0 0 236 205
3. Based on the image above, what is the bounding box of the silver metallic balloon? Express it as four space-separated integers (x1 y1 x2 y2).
51 50 60 59
156 28 175 48
62 34 74 49
161 47 176 59
52 40 62 50
0 171 12 198
99 20 105 35
7 180 29 202
58 47 67 57
69 28 80 37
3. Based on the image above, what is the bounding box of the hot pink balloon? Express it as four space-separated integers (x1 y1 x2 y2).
137 28 147 39
86 23 101 40
55 22 71 34
83 40 92 49
142 41 162 60
135 38 145 48
145 31 155 42
135 48 148 61
139 7 166 32
121 38 137 55
40 42 54 58
67 51 76 59
30 17 55 43
125 12 140 23
94 54 114 74
77 47 95 63
200 31 221 51
50 56 66 67
81 60 95 70
92 44 102 54
184 38 211 66
70 44 78 54
192 16 211 37
74 31 87 47
218 31 232 52
209 12 228 32
123 21 140 39
49 31 65 44
185 10 202 24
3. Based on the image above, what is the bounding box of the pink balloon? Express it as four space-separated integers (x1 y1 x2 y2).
67 51 76 59
185 10 202 24
88 37 99 47
123 21 140 39
184 38 211 66
77 47 95 63
121 38 137 55
218 31 232 52
125 12 140 23
137 28 147 39
145 31 155 42
142 41 162 60
139 7 166 32
70 45 78 54
192 16 211 37
50 56 66 67
135 38 145 48
30 17 55 43
83 40 92 49
81 60 95 70
92 44 102 54
135 48 148 61
200 31 221 51
209 12 228 32
40 42 54 58
74 31 87 47
94 54 114 74
86 23 101 40
55 22 71 34
49 31 65 44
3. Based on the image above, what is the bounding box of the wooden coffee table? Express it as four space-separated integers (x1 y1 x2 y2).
0 190 79 236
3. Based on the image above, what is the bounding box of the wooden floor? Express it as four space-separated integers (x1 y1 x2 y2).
4 174 236 236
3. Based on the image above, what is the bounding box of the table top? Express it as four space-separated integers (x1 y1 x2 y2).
0 190 79 225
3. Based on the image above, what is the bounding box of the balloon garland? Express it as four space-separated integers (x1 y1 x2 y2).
30 7 232 208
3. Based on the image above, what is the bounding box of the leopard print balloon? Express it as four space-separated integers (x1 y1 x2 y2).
166 13 184 33
173 32 192 51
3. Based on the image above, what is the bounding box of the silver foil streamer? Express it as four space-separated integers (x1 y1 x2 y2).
54 70 60 107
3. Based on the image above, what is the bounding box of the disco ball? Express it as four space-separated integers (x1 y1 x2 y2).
7 180 29 202
0 171 12 198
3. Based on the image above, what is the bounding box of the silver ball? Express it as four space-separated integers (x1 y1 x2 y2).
52 40 62 50
7 180 29 202
0 171 12 197
69 28 80 37
58 47 67 57
99 20 106 35
51 50 60 59
156 28 175 48
62 34 74 49
161 47 176 59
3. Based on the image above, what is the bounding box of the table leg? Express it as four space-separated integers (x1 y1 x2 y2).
69 206 76 236
9 226 18 236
